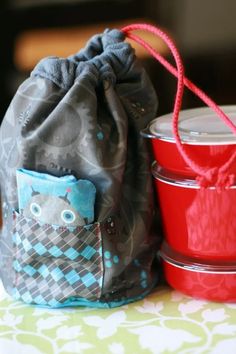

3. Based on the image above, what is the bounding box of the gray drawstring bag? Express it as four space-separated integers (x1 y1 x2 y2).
0 29 160 308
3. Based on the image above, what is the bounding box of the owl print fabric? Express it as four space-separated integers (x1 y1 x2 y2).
16 169 96 226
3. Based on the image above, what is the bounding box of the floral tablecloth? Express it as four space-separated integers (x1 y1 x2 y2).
0 280 236 354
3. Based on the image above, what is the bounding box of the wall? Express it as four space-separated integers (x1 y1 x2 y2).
155 0 236 55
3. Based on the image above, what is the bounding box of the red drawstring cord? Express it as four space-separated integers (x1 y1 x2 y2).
121 23 236 188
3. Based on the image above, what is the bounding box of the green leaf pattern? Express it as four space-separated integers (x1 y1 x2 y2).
0 281 236 354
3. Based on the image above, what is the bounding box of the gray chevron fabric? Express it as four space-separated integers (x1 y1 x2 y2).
0 28 161 307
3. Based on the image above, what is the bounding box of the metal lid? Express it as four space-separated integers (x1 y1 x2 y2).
143 105 236 145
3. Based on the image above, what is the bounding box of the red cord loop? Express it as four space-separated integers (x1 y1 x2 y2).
121 23 236 188
196 170 236 189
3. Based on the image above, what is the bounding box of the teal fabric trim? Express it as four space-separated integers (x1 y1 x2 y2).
24 282 158 309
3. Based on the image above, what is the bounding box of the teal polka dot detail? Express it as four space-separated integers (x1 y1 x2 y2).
113 255 119 264
105 260 112 268
141 280 148 289
141 270 147 279
134 259 141 266
104 251 120 268
104 251 111 259
97 131 104 140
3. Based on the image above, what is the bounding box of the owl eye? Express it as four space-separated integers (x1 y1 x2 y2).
30 202 42 217
61 209 76 224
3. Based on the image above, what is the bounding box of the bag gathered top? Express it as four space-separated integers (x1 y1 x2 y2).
0 27 161 308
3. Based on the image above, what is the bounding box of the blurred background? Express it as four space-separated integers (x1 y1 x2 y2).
1 0 236 119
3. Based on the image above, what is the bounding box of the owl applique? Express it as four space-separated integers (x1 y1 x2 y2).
23 187 87 226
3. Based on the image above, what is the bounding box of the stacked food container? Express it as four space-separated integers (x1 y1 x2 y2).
142 105 236 302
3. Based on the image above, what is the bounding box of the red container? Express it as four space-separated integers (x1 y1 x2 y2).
160 243 236 302
142 106 236 177
148 105 236 301
152 163 236 261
